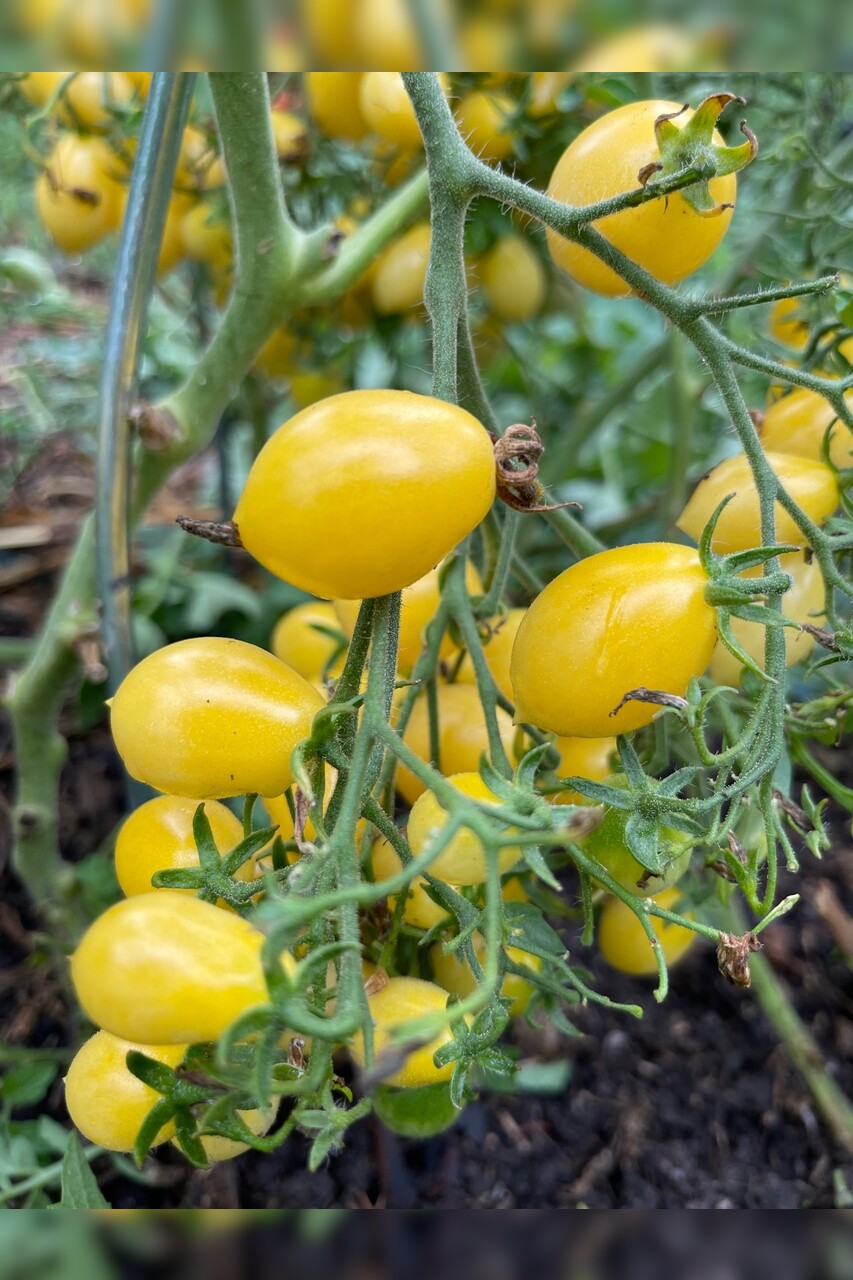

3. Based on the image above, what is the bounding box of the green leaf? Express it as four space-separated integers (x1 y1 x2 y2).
373 1081 459 1137
519 841 561 890
59 1134 108 1209
623 813 665 874
0 1060 58 1107
182 572 262 631
503 901 566 957
616 737 646 787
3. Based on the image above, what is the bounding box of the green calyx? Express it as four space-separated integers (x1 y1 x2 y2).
640 93 758 217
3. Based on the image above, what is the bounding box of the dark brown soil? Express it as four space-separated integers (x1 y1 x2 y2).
3 702 853 1210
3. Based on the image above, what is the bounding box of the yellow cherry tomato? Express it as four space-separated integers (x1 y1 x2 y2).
254 327 299 381
571 24 701 73
549 736 618 805
299 0 359 66
71 892 271 1044
270 109 308 160
305 72 368 142
546 100 736 297
359 73 448 149
353 0 446 70
157 192 193 276
598 886 696 976
371 836 447 930
20 0 149 62
370 221 431 316
17 71 69 107
350 976 458 1087
234 390 496 600
114 796 251 900
480 235 547 322
58 72 134 131
709 552 826 684
430 933 541 1016
35 134 124 254
407 771 521 886
511 544 717 738
527 72 572 118
126 71 153 99
455 92 515 164
396 682 516 806
65 1032 185 1153
110 637 324 799
768 295 810 350
181 199 232 271
676 451 839 555
456 607 526 702
289 370 346 408
270 601 346 681
176 125 225 190
760 388 853 470
333 560 483 677
459 18 519 69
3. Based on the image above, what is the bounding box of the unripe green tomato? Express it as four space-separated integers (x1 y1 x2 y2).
598 886 696 976
456 607 526 702
270 601 345 680
455 92 515 163
549 735 618 805
370 221 431 315
760 388 853 470
676 451 839 555
114 796 251 899
349 976 458 1088
109 637 324 799
480 235 547 322
708 552 825 684
546 100 736 297
333 560 483 677
371 835 447 930
407 771 521 886
234 390 496 600
359 72 448 149
430 933 541 1016
71 892 270 1043
581 779 691 893
511 543 717 738
65 1031 186 1152
396 682 516 806
305 72 368 141
35 134 124 253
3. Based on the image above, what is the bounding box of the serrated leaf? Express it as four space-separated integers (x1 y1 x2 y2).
60 1134 108 1209
561 778 633 807
373 1082 459 1137
656 766 700 797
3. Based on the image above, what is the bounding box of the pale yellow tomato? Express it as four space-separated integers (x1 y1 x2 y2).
396 683 516 806
181 200 232 271
35 134 124 254
114 796 251 900
431 933 541 1016
768 295 810 350
65 1032 185 1153
456 608 526 703
709 552 826 684
349 976 459 1087
407 771 521 886
359 72 448 149
455 92 515 163
305 72 368 142
480 235 547 321
598 886 696 976
299 0 358 66
549 736 618 805
270 109 308 160
58 72 134 131
760 388 853 470
271 601 345 680
370 221 431 315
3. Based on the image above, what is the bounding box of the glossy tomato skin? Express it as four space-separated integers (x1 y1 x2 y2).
546 100 736 297
349 976 458 1088
110 638 324 799
760 388 853 470
271 601 345 680
455 92 515 163
598 885 696 976
396 682 516 806
305 72 368 141
407 771 521 886
511 543 717 738
234 391 496 601
480 236 547 322
36 134 124 253
677 451 839 554
65 1031 186 1152
114 796 251 899
550 736 618 805
370 222 431 315
371 836 447 930
333 560 483 677
71 892 270 1044
709 552 825 684
430 933 541 1016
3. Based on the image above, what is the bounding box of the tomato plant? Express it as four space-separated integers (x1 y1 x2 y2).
65 1032 186 1152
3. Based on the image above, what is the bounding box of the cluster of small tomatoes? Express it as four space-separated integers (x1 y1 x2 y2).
57 80 851 1164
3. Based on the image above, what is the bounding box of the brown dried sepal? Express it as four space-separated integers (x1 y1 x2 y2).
176 515 243 547
716 930 762 988
493 421 582 515
287 1037 306 1071
130 401 180 451
609 687 689 719
363 966 389 999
